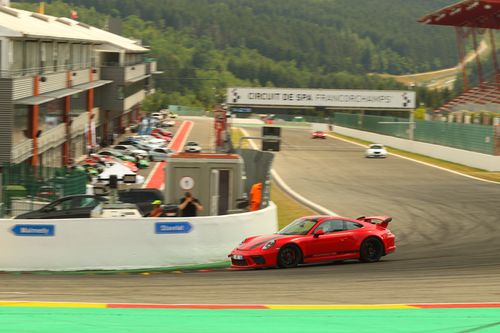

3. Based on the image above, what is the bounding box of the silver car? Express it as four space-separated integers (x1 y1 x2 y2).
112 145 148 157
149 147 176 161
184 141 202 153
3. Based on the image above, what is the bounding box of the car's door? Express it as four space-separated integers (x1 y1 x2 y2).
304 219 357 261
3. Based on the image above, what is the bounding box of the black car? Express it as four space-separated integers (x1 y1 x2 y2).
14 195 107 219
15 189 167 219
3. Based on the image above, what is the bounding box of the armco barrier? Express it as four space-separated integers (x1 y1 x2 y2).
332 125 500 171
0 203 278 271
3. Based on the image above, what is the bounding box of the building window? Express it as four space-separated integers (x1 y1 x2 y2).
57 43 70 71
71 44 82 70
10 40 24 74
41 42 54 74
25 41 40 74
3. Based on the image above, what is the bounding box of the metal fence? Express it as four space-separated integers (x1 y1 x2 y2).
168 105 206 117
1 163 88 217
333 112 495 155
414 121 494 155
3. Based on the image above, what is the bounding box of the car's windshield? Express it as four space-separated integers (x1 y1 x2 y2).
277 218 318 235
370 145 383 149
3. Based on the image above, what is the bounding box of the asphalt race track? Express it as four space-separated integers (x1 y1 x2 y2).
1 119 499 305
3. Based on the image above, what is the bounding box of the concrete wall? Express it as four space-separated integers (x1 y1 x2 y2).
0 202 278 271
333 125 500 171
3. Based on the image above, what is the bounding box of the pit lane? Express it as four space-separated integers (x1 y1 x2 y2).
1 118 499 305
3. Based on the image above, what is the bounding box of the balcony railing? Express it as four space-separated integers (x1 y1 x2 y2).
12 139 33 164
0 62 96 78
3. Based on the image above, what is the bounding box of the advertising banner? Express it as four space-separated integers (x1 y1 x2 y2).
227 87 415 109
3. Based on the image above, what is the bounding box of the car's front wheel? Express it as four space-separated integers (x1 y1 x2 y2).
359 238 384 263
277 245 301 268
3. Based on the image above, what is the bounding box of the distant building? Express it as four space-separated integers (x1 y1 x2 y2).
0 5 160 167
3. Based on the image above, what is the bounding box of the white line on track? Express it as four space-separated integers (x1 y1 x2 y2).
239 127 337 216
327 133 500 185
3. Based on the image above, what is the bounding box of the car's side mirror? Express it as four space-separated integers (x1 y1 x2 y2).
313 229 325 238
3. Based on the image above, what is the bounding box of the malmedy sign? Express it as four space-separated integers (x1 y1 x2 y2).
227 87 415 109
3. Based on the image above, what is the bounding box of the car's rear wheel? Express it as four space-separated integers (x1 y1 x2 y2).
277 245 301 268
359 238 384 263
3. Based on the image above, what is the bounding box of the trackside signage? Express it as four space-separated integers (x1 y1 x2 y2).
11 224 55 237
155 222 192 234
227 87 416 109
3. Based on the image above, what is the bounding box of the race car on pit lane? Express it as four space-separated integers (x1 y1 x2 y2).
229 215 395 268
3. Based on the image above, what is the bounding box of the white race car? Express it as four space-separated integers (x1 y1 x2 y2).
365 144 387 158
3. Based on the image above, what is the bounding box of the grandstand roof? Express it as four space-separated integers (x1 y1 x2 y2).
419 0 500 29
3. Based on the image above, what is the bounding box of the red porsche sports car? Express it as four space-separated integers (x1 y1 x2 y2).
229 215 395 268
312 131 326 139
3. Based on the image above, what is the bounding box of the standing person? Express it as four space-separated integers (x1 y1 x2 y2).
249 182 263 211
178 192 203 217
149 200 164 217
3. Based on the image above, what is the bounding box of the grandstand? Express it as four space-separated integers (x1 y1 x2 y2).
419 0 499 115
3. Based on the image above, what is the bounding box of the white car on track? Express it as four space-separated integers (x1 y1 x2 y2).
365 144 387 158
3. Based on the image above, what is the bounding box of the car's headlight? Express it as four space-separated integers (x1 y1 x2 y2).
262 239 276 250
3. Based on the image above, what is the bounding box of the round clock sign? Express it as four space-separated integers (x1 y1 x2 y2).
179 176 195 190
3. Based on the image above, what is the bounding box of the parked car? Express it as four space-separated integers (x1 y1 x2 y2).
151 112 163 120
15 189 167 219
160 120 176 127
229 215 396 269
14 195 108 219
149 147 176 161
151 128 173 137
97 149 136 162
184 141 202 153
151 132 172 142
365 144 387 158
112 145 148 157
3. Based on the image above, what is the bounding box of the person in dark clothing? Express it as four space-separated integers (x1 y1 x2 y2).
178 192 203 217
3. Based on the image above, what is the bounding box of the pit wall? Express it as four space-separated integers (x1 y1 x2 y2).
331 125 500 171
0 203 278 271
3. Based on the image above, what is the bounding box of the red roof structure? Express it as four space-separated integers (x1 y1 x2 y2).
419 0 500 29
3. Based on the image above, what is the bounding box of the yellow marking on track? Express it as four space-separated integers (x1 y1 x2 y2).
0 301 106 308
268 304 418 310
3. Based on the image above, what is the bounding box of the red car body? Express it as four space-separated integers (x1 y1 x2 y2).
151 132 172 142
151 128 173 137
312 131 326 139
229 215 395 269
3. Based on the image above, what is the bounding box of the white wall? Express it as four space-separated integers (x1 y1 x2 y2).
0 203 278 271
332 125 500 171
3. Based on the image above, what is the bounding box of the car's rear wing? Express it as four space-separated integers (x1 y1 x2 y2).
357 216 392 228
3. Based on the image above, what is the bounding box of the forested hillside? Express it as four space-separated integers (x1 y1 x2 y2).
14 0 459 109
64 0 458 74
